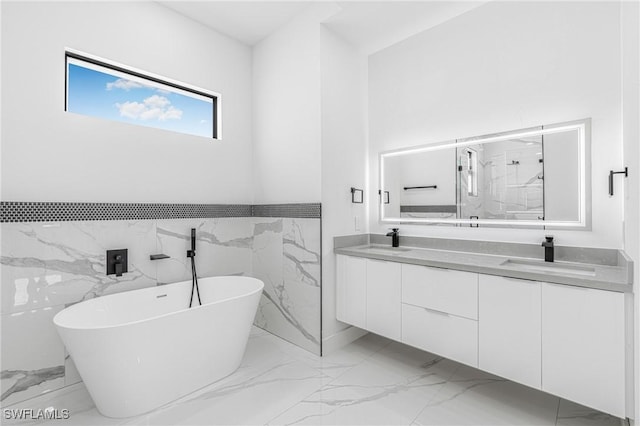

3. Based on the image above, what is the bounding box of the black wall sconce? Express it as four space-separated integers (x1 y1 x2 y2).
609 167 628 196
378 190 390 204
351 187 364 203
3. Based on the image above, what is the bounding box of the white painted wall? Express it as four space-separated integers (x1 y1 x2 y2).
252 5 338 204
368 1 623 248
0 1 253 204
320 26 368 348
621 0 640 421
250 4 367 351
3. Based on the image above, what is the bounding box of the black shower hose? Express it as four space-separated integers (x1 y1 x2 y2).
189 256 202 308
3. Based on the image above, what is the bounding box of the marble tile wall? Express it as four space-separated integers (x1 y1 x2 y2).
1 220 157 406
251 218 322 356
1 213 323 406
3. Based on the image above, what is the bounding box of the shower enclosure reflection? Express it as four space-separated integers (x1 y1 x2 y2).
457 135 544 221
380 119 589 228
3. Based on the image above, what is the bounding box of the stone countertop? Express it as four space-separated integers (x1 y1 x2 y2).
334 244 632 293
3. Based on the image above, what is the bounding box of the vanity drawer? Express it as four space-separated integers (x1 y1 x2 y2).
401 303 478 367
401 264 478 319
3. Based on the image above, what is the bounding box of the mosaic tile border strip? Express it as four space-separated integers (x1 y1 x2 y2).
0 202 321 223
252 203 321 219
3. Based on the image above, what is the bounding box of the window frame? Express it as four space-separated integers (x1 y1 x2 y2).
64 49 221 140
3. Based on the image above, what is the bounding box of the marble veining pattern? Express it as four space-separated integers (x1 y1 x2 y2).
1 213 323 406
252 218 321 355
4 329 621 426
155 218 252 285
1 307 66 405
1 367 65 402
0 218 257 405
1 221 157 314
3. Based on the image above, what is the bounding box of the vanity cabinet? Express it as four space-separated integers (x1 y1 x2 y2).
541 282 626 418
335 254 629 418
401 264 478 366
335 255 401 340
478 275 541 389
366 259 401 340
336 255 367 329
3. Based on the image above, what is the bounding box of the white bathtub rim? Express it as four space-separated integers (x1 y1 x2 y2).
53 276 264 331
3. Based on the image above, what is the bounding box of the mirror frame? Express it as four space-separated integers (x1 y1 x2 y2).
379 118 591 229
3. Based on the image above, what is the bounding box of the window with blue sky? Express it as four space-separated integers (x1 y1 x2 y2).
66 54 217 139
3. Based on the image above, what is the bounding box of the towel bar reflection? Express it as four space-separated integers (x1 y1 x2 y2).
403 185 437 190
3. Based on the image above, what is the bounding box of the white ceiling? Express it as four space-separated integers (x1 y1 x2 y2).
325 1 485 55
158 1 313 46
158 1 486 54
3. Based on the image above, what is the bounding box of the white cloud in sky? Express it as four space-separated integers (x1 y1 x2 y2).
116 95 182 121
106 79 174 98
106 79 145 91
144 95 170 109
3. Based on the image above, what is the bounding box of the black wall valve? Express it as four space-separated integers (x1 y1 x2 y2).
107 249 128 277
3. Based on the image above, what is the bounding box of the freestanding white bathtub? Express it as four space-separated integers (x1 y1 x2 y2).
53 276 264 418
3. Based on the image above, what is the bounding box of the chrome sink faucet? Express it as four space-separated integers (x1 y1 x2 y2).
386 228 400 247
542 235 554 262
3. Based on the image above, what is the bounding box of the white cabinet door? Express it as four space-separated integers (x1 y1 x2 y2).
478 275 541 389
366 259 401 340
402 264 478 319
336 255 367 329
541 283 625 418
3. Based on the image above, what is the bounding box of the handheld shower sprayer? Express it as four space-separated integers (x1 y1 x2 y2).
187 228 196 258
187 228 201 307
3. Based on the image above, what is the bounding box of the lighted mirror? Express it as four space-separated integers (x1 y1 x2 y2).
379 119 591 228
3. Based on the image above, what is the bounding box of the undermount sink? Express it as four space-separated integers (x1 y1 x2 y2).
501 258 596 276
365 246 413 255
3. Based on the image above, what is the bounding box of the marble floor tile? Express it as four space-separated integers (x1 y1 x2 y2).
1 383 101 426
555 398 624 426
299 333 393 380
129 359 328 426
413 364 559 426
12 329 622 426
268 342 456 425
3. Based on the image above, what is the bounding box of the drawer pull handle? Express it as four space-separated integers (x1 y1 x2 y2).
424 307 450 317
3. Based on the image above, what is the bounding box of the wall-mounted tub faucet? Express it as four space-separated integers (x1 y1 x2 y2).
542 235 554 262
386 228 400 247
